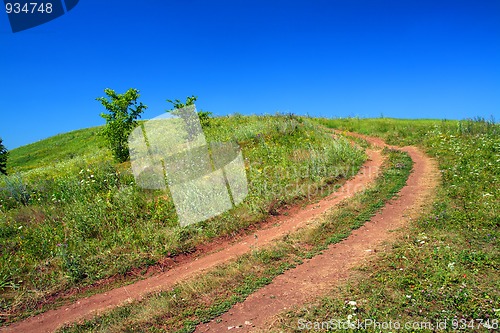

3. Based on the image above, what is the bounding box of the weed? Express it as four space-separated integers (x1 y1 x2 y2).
0 174 31 208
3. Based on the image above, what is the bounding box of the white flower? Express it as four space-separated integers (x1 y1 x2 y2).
447 262 455 270
348 300 357 306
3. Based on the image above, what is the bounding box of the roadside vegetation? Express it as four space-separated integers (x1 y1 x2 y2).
266 117 499 332
0 114 365 324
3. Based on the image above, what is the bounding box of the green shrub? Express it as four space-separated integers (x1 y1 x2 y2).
97 88 147 162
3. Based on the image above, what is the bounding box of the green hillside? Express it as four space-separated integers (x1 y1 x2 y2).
0 115 367 324
2 116 498 331
8 126 110 174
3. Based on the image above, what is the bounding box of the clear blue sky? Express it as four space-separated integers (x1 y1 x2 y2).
1 0 499 149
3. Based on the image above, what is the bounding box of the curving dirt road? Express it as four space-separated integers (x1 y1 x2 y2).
195 134 439 332
2 138 385 332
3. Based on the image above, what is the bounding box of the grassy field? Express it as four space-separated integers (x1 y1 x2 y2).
266 117 499 332
0 115 366 324
2 116 498 332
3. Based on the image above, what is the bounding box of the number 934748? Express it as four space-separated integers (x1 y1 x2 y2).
5 2 53 14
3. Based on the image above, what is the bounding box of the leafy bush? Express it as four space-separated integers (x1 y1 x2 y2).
97 88 147 162
0 137 7 176
166 95 213 128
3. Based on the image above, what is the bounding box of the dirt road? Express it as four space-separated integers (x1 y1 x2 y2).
2 138 385 333
195 135 439 332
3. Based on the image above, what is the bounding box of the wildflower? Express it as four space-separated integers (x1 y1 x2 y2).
348 300 357 306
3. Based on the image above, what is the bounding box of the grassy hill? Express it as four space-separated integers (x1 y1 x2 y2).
59 117 499 333
268 117 500 332
1 116 498 331
7 126 110 174
0 115 367 324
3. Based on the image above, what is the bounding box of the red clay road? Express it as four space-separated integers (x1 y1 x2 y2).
2 143 383 332
195 136 439 332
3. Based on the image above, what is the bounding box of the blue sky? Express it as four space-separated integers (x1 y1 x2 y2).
1 0 499 149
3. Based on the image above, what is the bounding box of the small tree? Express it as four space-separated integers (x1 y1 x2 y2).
0 137 8 176
97 88 147 162
166 95 212 129
166 95 198 110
